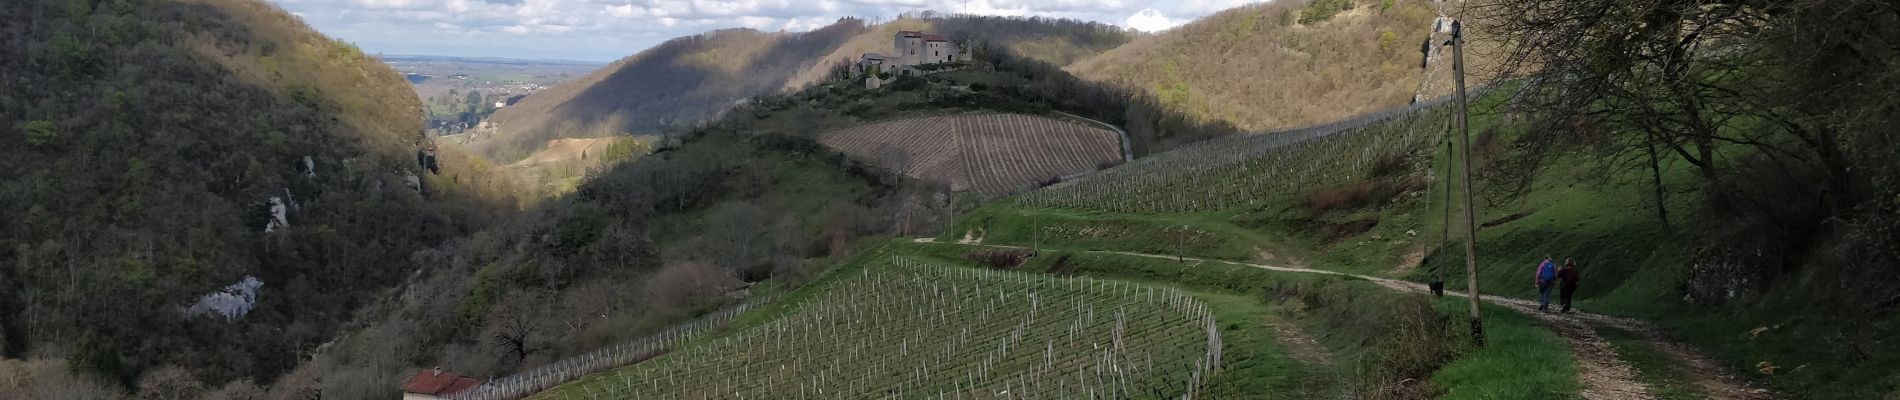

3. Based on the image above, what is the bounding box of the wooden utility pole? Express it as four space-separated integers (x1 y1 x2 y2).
1032 214 1041 254
1450 20 1485 346
1177 225 1186 263
1432 136 1453 298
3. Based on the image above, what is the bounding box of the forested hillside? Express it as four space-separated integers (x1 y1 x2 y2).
475 15 1134 163
0 0 514 392
1067 0 1446 132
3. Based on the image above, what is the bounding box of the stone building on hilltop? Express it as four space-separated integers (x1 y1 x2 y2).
858 30 968 88
892 31 956 68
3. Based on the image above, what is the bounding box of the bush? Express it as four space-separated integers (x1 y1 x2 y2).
23 120 56 148
888 75 927 91
966 249 1036 269
0 359 126 399
1299 0 1354 25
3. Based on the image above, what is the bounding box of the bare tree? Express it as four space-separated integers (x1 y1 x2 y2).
642 261 743 313
136 365 207 400
484 293 554 368
1472 0 1889 226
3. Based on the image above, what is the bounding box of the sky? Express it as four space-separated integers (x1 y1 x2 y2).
268 0 1267 62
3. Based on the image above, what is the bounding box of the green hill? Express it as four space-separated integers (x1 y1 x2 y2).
0 0 513 389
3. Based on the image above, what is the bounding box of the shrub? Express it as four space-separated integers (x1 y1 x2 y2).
966 248 1036 269
1308 182 1377 214
0 359 126 399
1299 0 1354 25
24 120 57 148
888 75 927 91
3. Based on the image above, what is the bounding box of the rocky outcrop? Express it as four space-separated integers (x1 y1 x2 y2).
263 196 289 233
1685 243 1780 306
181 276 263 321
1413 15 1458 103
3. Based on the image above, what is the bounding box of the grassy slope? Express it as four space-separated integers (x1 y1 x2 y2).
1406 98 1900 396
1429 300 1579 399
962 76 1897 396
1067 1 1440 133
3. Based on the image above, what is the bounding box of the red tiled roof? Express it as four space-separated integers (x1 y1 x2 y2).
402 369 481 396
923 34 949 42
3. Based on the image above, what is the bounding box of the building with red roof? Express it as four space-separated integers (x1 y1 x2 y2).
401 367 482 400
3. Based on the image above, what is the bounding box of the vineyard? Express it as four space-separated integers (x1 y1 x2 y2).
818 113 1125 198
529 258 1222 399
1015 98 1458 213
446 295 780 400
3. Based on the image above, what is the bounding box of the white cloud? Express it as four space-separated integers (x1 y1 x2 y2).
1123 8 1184 32
269 0 1267 60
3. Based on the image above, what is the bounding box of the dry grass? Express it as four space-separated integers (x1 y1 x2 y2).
183 0 426 158
0 359 126 400
510 137 624 167
478 22 865 161
1066 0 1445 132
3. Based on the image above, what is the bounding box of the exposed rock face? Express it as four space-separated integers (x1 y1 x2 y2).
1685 244 1780 306
1414 15 1458 102
301 155 316 179
405 174 422 193
181 276 264 320
264 197 289 233
282 188 300 211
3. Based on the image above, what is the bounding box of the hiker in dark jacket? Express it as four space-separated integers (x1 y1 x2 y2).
1534 255 1557 312
1558 259 1581 313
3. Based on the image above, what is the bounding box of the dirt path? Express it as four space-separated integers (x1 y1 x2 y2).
916 240 1775 399
1265 319 1332 366
1496 302 1655 399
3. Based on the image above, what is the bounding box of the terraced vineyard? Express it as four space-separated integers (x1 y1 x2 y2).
1016 99 1456 213
531 258 1221 399
818 113 1125 198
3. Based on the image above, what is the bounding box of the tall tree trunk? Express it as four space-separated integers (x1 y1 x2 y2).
1816 126 1859 213
1647 135 1672 231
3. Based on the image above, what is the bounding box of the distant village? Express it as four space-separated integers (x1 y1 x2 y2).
853 30 971 89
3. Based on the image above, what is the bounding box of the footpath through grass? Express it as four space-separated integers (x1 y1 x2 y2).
1429 300 1580 399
